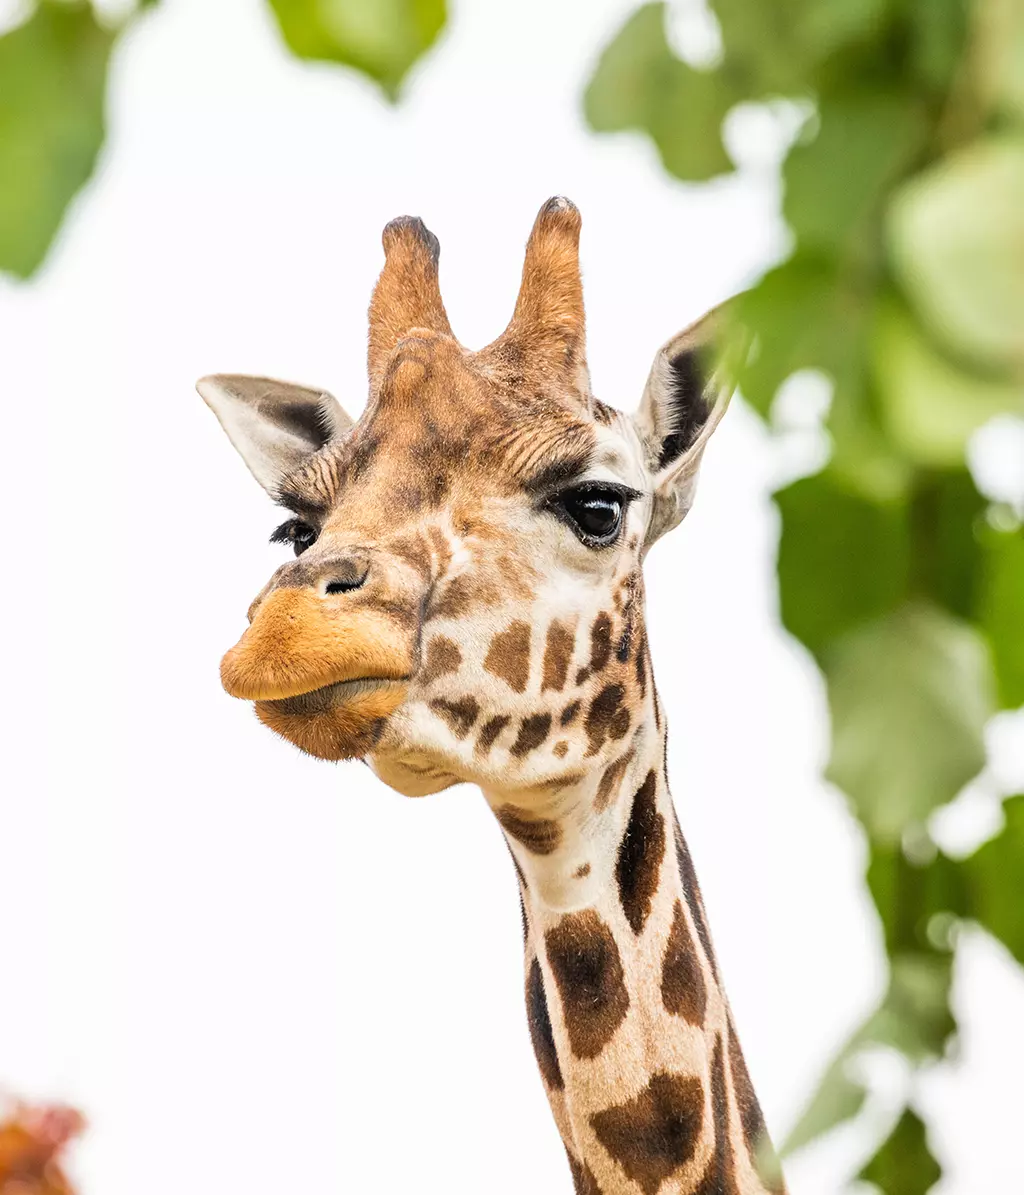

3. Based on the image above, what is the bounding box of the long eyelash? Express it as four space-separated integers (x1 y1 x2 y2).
542 482 641 519
270 519 309 545
563 481 642 504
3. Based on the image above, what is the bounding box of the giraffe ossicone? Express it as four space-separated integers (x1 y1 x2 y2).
198 199 785 1194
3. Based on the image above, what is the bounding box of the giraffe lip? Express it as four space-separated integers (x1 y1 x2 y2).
259 676 409 716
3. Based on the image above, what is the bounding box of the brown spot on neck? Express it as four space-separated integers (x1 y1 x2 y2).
616 770 665 936
674 813 720 985
484 621 532 692
589 1072 705 1195
544 910 628 1059
526 958 564 1090
584 684 630 755
542 619 575 692
528 771 585 794
476 714 510 755
595 748 635 812
510 712 552 757
496 805 562 855
428 696 479 738
419 635 462 683
661 900 707 1025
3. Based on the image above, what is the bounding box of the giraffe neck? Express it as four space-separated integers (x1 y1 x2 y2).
484 708 784 1195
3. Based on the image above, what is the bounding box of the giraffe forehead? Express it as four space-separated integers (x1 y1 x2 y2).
357 377 595 494
280 339 647 517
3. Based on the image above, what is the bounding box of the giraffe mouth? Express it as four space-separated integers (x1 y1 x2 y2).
254 676 410 761
261 676 408 715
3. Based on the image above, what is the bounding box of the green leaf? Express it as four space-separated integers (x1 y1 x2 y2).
824 603 994 843
782 1041 868 1155
266 0 446 101
597 0 897 114
858 1107 942 1195
710 0 894 94
732 255 871 417
0 0 113 279
976 0 1024 121
784 89 927 256
827 392 915 504
915 470 988 623
776 470 909 659
888 135 1024 370
965 794 1024 965
735 260 913 500
872 952 956 1060
976 521 1024 708
783 952 953 1155
866 845 969 955
906 0 970 93
790 0 893 68
707 0 808 93
873 302 1024 467
584 2 744 181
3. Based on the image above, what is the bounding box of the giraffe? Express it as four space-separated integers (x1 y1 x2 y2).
198 198 785 1195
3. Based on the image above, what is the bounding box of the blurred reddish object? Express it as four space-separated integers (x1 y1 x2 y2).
0 1104 83 1195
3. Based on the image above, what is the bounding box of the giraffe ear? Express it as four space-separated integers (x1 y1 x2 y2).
632 307 737 545
197 374 353 496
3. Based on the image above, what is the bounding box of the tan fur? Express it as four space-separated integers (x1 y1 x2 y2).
479 197 590 399
256 681 408 762
220 586 413 701
367 219 452 394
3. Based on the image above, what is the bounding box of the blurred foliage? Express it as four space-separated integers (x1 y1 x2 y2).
0 0 445 278
0 0 112 278
588 0 1024 1189
858 1109 942 1195
267 0 446 101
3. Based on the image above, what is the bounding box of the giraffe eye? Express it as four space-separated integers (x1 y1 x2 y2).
552 485 632 547
270 519 319 556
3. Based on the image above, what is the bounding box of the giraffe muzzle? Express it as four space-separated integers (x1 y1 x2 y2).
219 586 414 760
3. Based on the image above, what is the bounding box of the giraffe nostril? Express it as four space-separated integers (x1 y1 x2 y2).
324 573 367 596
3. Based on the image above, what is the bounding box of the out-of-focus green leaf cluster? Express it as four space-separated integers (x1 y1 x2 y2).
0 0 445 278
588 1 1024 1188
0 1 113 278
267 0 446 102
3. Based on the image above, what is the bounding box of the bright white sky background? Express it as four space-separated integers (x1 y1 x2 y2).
2 1 1023 1192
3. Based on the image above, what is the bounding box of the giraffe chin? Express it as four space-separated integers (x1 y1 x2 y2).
254 678 409 761
369 753 463 798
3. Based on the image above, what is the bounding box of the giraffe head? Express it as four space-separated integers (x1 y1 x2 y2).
200 199 735 802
